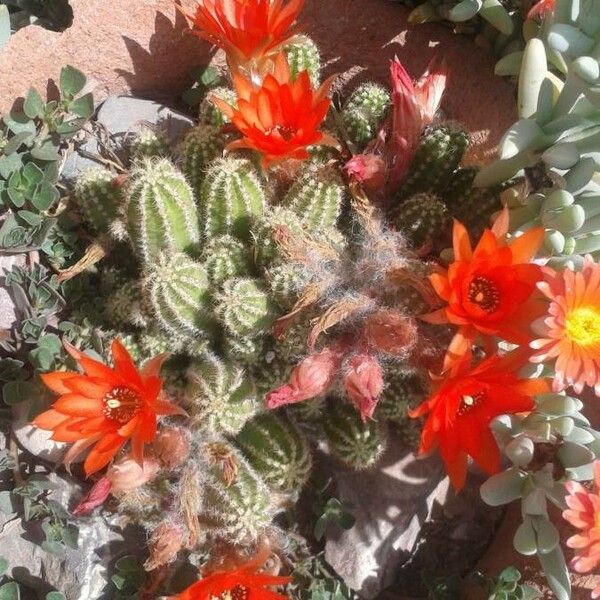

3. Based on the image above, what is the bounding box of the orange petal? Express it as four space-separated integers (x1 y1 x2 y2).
32 409 69 431
491 206 510 240
452 219 472 262
83 436 123 476
111 339 143 389
509 226 544 263
53 394 104 417
40 371 77 395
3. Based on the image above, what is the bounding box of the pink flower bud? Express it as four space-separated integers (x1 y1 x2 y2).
106 455 161 492
414 58 447 125
345 154 386 195
72 477 112 516
266 348 342 409
343 354 384 421
144 522 184 571
152 427 190 469
363 309 417 356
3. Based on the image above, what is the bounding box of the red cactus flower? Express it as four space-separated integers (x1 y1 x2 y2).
33 339 185 476
422 209 545 373
212 53 337 168
266 347 343 408
527 0 555 19
411 348 550 490
185 0 304 71
343 353 384 421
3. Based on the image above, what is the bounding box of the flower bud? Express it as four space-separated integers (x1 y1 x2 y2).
343 353 384 421
72 477 112 516
153 427 190 469
345 154 386 195
144 522 184 571
106 455 161 492
363 309 417 356
266 347 341 408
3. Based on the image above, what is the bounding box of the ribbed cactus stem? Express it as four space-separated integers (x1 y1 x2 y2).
342 83 391 149
129 128 170 162
235 411 312 494
179 124 226 198
215 277 277 339
200 87 237 127
126 158 200 264
324 402 388 470
199 157 266 241
104 280 148 328
74 168 123 236
186 353 257 435
282 162 345 230
376 370 425 423
222 335 265 363
264 263 306 310
389 193 450 248
145 252 213 340
284 35 321 86
202 442 274 543
201 234 251 287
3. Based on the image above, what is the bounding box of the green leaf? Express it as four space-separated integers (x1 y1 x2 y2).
0 491 17 514
22 162 44 186
0 6 10 51
32 180 59 211
59 66 86 99
3 112 36 136
182 87 206 106
3 132 33 156
31 142 61 163
41 540 66 558
23 88 45 120
17 210 43 227
537 547 570 600
46 593 66 600
0 582 20 600
2 380 39 405
499 566 521 583
200 66 219 86
0 558 8 576
314 515 327 541
7 187 25 208
111 574 127 591
115 556 142 573
68 93 94 119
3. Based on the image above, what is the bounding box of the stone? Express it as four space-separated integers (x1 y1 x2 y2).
0 0 515 163
323 433 448 599
62 95 194 180
1 472 145 600
0 253 27 330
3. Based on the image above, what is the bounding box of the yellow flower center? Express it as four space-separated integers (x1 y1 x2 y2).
458 392 485 416
565 306 600 347
102 387 141 424
468 276 500 313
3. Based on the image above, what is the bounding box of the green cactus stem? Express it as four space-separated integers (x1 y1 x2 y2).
342 83 391 150
201 234 252 287
129 128 170 162
284 35 321 86
200 87 238 127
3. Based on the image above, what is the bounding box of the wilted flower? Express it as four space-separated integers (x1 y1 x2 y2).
531 255 600 396
72 477 113 516
106 454 161 492
144 522 185 571
362 309 417 356
34 339 184 476
563 461 600 598
185 0 304 72
345 154 386 195
266 347 343 408
343 354 384 421
212 53 337 168
152 427 190 469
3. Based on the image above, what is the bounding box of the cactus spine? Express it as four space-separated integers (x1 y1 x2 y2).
126 158 200 263
264 263 305 310
200 87 237 127
215 277 277 338
284 35 321 86
324 402 388 470
129 128 170 161
201 234 251 287
179 124 226 197
74 168 123 235
376 371 425 423
104 280 148 328
282 162 345 230
199 157 265 241
186 354 257 435
145 252 213 340
342 83 391 149
235 412 312 494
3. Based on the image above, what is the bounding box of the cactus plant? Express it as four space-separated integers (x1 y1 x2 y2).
215 277 277 339
282 162 345 230
235 411 312 494
264 263 306 310
104 280 148 328
198 157 266 241
222 334 265 363
324 401 388 470
179 124 226 197
201 234 252 287
126 158 201 263
129 128 170 162
389 193 450 248
202 443 274 544
186 353 257 435
375 370 425 423
200 87 238 127
342 83 391 149
73 168 123 236
284 34 321 86
145 252 213 340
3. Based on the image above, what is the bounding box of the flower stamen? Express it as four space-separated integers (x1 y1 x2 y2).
103 387 141 423
565 306 600 347
458 391 485 415
467 276 500 313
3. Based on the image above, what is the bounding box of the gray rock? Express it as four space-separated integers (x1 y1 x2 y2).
0 253 27 330
2 473 144 600
324 434 448 599
62 95 194 180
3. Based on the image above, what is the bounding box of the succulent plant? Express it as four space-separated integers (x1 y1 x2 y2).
264 263 306 310
375 370 425 423
342 82 391 149
73 168 123 236
126 158 201 264
235 411 312 494
282 162 345 230
199 87 238 127
104 280 148 329
324 401 388 470
144 252 213 340
201 234 252 287
186 353 257 435
284 34 321 86
129 128 170 162
199 157 266 241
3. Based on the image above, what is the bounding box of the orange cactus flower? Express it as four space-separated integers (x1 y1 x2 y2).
211 53 337 168
530 255 600 396
185 0 304 72
33 339 184 477
410 348 550 490
563 461 600 598
168 557 291 600
422 209 545 372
